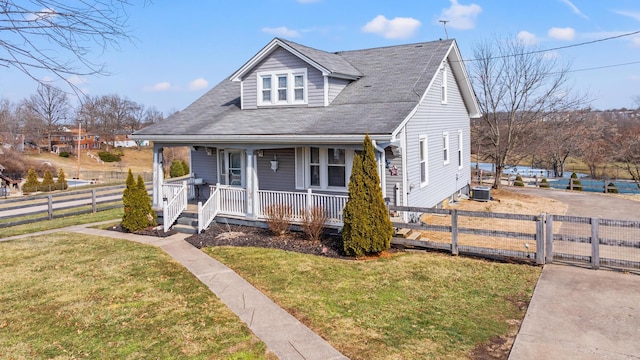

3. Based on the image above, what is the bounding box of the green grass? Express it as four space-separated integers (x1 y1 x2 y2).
0 207 124 238
205 247 540 359
0 233 269 359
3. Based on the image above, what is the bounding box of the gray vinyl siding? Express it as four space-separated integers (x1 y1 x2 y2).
405 60 471 208
384 147 403 206
256 148 296 191
328 77 351 104
190 147 218 185
242 47 325 109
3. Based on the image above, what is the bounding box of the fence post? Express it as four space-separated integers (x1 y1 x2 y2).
92 189 97 213
591 217 600 270
451 209 459 256
545 214 554 264
536 214 545 265
48 194 53 220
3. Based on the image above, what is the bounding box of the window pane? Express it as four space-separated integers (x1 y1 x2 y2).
262 76 271 88
310 165 320 186
328 166 345 187
278 76 287 88
278 89 287 101
328 148 345 165
294 75 303 87
310 147 319 163
262 90 271 102
419 140 425 161
421 164 426 183
294 88 303 101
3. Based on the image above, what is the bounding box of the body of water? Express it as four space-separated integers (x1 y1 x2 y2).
471 162 586 179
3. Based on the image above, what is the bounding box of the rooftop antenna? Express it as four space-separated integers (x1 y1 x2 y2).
439 20 449 40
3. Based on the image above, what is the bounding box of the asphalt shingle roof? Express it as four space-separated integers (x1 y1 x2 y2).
135 39 455 139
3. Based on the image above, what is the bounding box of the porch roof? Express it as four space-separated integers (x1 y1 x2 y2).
133 38 464 142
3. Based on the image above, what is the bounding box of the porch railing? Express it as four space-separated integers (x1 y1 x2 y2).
162 181 187 233
257 189 348 226
198 186 220 233
217 185 246 216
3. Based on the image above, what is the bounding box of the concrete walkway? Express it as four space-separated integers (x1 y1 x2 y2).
2 226 347 360
509 264 640 359
508 187 640 360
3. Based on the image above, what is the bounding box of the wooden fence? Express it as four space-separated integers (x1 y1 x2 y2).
390 205 640 273
0 184 152 229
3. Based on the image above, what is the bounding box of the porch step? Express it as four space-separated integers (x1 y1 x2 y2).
172 223 199 235
395 228 412 238
406 230 422 241
395 228 422 241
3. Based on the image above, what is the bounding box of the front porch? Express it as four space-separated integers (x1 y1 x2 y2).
160 180 348 233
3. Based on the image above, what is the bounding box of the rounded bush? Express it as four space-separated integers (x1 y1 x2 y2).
539 178 550 188
98 151 121 162
59 152 69 158
567 173 583 191
606 182 619 194
513 175 525 187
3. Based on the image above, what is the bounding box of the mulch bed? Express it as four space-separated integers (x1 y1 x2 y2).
107 223 177 237
185 223 352 259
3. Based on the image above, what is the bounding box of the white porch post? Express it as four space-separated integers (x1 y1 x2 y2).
152 145 164 209
245 149 259 219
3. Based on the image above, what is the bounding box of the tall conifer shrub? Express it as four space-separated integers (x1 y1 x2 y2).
342 135 393 256
121 170 156 232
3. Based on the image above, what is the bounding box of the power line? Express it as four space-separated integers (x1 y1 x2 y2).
461 30 640 63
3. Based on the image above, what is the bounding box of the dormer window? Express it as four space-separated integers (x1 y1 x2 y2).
258 68 307 106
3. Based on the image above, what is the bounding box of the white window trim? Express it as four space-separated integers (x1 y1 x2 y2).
257 68 307 106
457 130 463 170
441 66 448 104
419 135 429 187
295 146 352 192
443 131 450 165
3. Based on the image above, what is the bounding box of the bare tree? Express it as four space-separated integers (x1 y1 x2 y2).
27 84 70 151
577 114 617 179
470 35 588 188
0 0 135 90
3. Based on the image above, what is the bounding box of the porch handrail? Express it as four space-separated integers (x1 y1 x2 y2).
257 189 348 226
163 181 187 233
198 185 220 233
216 185 246 216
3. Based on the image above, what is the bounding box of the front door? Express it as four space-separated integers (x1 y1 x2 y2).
228 151 243 186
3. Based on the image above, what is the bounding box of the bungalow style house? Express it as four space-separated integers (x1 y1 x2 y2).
132 38 481 232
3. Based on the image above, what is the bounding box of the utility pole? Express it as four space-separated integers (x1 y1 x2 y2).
439 20 449 40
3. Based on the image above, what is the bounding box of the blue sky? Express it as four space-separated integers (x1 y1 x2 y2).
2 0 640 115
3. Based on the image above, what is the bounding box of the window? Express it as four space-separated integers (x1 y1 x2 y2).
299 147 352 190
257 69 307 106
327 148 346 187
419 135 428 186
261 76 272 103
310 147 320 186
277 75 287 102
443 132 450 165
457 130 463 169
441 66 448 104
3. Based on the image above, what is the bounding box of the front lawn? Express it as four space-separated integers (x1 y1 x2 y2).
205 247 540 359
0 233 270 359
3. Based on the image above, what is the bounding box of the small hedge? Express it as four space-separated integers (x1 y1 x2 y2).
98 151 121 162
169 159 190 178
59 152 69 158
539 178 550 188
606 182 619 194
513 175 525 187
567 173 583 191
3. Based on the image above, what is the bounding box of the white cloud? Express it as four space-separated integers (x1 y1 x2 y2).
361 15 421 39
261 26 301 38
148 82 171 92
517 31 538 46
559 0 589 19
25 8 57 21
548 27 575 41
613 10 640 21
188 78 208 91
67 75 87 85
439 0 482 30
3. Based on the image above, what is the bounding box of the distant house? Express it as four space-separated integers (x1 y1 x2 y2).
112 134 149 148
42 127 100 154
0 132 24 152
132 37 481 231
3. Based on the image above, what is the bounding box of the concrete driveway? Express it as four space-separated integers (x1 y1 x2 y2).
508 187 640 360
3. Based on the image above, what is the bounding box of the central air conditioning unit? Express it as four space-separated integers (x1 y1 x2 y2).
471 186 491 201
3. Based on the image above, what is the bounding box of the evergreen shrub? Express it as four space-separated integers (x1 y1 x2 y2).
98 151 121 162
606 182 619 194
342 134 394 257
539 178 550 188
567 172 583 191
56 168 68 190
121 170 157 232
40 170 55 192
22 168 40 193
513 175 525 187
